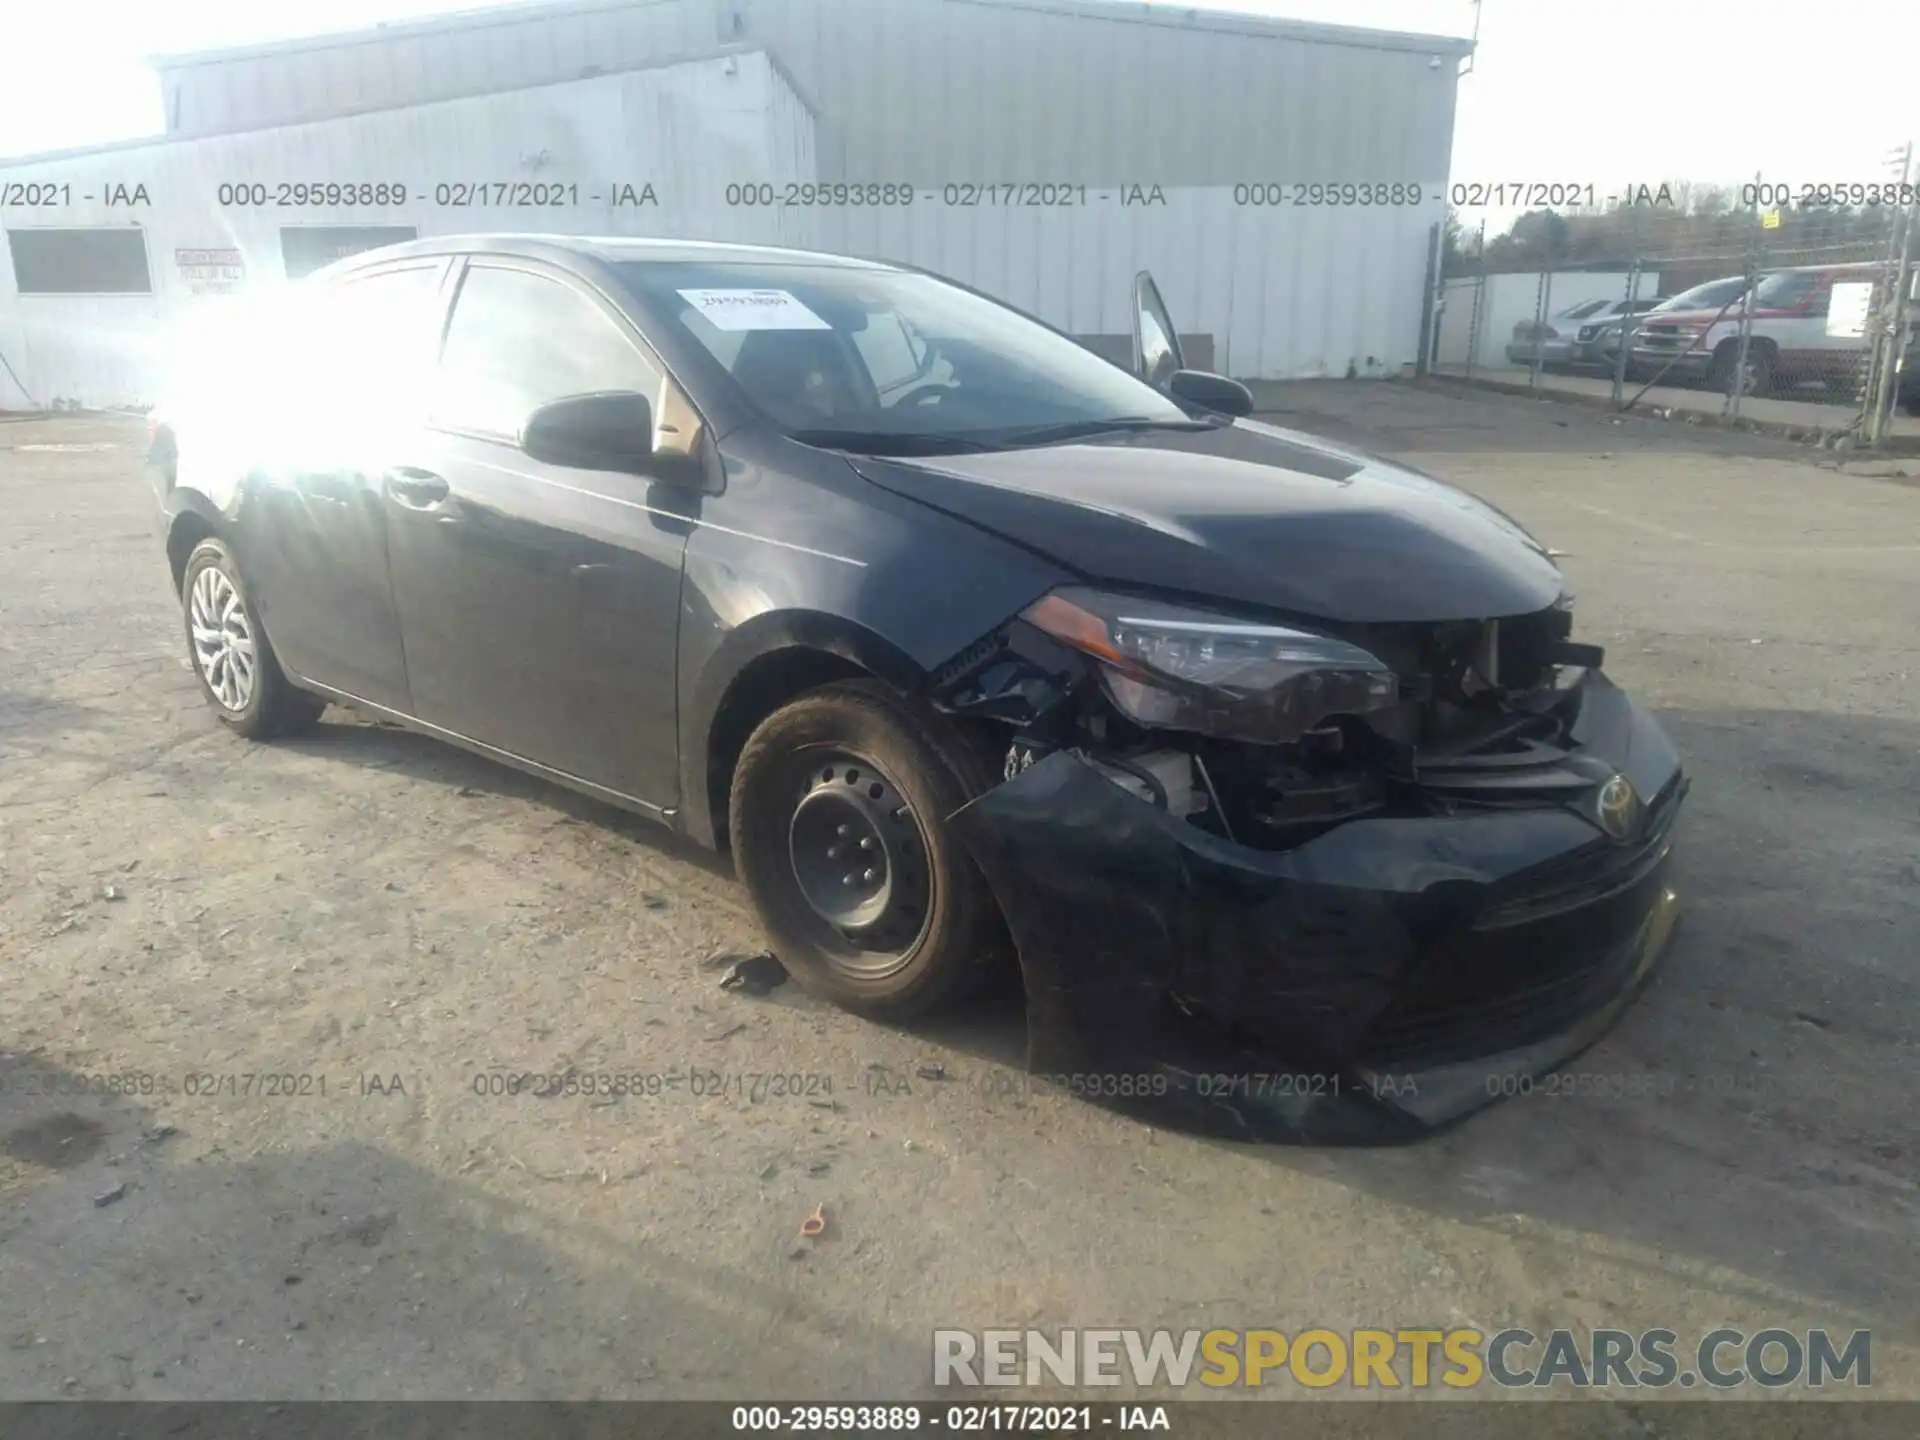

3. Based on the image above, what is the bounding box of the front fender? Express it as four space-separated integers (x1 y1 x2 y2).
156 480 230 596
677 609 930 847
673 445 1070 848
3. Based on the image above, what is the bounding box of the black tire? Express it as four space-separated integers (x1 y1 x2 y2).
1710 341 1774 398
180 538 326 740
728 679 1005 1021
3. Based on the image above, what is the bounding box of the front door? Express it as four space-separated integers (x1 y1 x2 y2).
236 260 449 709
383 259 692 806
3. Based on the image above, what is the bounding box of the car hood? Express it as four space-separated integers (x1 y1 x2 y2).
1642 305 1795 324
845 418 1565 623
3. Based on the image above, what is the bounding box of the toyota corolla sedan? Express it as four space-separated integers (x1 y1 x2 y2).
147 236 1685 1142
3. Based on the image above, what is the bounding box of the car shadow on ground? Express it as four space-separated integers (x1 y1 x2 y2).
905 704 1920 1329
1205 704 1919 1329
260 693 1916 1328
1 1050 1898 1431
278 706 1033 1058
277 712 736 881
0 1053 932 1406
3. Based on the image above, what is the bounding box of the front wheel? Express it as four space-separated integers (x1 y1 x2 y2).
728 680 1006 1021
1711 342 1774 398
181 538 326 739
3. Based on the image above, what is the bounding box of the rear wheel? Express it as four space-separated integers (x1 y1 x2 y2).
728 680 1004 1020
181 538 326 739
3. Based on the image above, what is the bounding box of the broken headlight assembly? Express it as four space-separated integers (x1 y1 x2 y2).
1022 587 1400 746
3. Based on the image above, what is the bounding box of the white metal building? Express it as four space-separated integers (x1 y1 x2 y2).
1 0 1472 408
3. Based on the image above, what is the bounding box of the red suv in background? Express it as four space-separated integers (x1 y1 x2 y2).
1630 264 1895 397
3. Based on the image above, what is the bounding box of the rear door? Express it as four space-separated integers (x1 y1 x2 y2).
235 259 451 709
383 258 694 806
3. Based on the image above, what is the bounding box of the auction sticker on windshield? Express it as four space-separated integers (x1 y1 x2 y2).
677 287 831 330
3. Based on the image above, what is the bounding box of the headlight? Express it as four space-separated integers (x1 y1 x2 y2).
1021 587 1399 745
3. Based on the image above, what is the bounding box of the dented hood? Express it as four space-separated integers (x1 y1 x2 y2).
847 418 1565 623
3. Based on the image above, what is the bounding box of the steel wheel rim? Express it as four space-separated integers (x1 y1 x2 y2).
786 749 933 976
189 565 256 713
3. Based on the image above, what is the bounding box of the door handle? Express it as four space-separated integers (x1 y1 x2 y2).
384 467 449 508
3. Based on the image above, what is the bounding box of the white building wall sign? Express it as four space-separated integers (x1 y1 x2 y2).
174 247 245 294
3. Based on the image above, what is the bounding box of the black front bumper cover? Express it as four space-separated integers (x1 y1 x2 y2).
951 671 1686 1144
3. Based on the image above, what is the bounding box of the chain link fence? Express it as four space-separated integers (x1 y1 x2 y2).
1421 146 1920 448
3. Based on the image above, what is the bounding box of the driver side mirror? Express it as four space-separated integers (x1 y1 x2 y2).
520 390 704 486
1167 369 1254 418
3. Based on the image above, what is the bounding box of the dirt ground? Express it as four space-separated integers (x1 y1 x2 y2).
1 383 1916 1411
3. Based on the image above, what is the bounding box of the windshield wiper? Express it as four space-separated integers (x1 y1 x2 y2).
993 416 1219 449
789 429 995 456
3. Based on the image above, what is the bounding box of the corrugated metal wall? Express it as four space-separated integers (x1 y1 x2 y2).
160 0 719 134
6 1 1465 403
134 0 1462 382
794 193 1440 381
755 0 1458 185
0 52 814 408
156 0 1460 186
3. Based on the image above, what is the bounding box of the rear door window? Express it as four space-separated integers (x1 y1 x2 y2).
202 261 444 447
305 265 446 412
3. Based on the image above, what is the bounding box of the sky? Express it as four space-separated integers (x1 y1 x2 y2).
1 0 1915 231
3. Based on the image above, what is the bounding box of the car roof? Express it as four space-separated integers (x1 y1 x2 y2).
322 233 903 279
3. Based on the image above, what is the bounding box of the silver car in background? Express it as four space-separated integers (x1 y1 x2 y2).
1570 296 1665 366
1508 297 1663 368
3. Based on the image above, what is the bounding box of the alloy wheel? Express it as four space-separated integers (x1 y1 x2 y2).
189 565 257 712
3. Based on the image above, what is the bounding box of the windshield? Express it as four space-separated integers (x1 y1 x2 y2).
1655 277 1750 313
1559 299 1608 320
616 261 1191 448
1750 270 1825 309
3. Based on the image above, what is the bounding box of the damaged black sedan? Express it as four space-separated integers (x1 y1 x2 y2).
148 236 1685 1142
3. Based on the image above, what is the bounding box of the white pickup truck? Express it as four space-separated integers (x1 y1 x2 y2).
1629 264 1908 398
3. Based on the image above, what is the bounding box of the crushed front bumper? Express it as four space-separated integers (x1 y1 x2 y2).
1630 346 1713 381
951 671 1686 1144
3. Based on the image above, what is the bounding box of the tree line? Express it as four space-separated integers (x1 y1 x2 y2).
1442 181 1905 277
